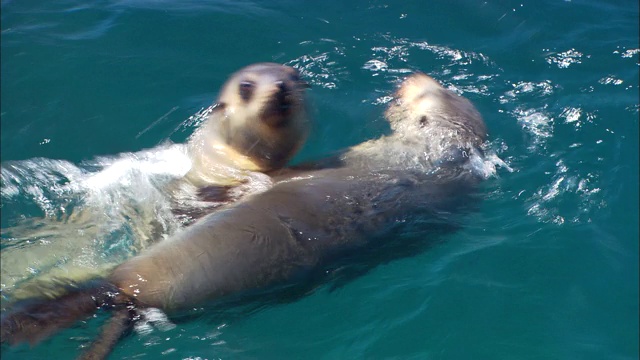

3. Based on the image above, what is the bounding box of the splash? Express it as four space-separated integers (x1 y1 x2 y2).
513 107 554 147
470 149 514 179
134 307 177 336
525 159 605 226
1 145 192 298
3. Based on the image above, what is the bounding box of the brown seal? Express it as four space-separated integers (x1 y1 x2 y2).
185 62 311 187
108 73 488 310
1 73 488 360
0 63 312 303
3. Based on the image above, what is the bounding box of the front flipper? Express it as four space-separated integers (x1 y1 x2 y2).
197 184 234 203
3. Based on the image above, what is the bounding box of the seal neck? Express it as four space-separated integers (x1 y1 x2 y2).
185 128 264 186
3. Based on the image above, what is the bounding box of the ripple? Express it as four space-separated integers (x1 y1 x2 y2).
525 159 606 226
598 76 624 86
513 107 554 147
285 39 350 90
544 48 588 69
363 35 501 100
55 14 118 41
109 0 273 15
613 47 640 59
362 59 388 73
500 81 555 101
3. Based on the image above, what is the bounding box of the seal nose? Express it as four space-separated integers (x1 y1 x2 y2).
275 81 291 111
275 81 288 94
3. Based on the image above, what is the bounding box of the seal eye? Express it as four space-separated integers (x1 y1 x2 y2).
239 81 255 102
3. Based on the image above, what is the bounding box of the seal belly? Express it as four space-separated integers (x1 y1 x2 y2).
109 203 310 310
110 166 475 311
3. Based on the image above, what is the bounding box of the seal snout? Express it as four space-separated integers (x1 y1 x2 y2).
260 78 300 127
236 77 296 118
275 80 293 112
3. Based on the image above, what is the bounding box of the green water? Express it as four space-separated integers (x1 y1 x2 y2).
1 0 638 359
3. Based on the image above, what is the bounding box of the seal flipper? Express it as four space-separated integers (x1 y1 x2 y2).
0 279 118 346
78 308 135 360
197 184 234 203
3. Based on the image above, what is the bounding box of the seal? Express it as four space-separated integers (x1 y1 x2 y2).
0 63 312 301
0 73 488 359
280 72 486 174
345 72 486 169
169 62 312 220
184 62 310 187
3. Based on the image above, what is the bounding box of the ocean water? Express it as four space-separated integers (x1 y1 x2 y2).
1 0 638 359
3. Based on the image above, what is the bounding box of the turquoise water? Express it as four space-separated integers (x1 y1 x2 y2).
1 0 638 359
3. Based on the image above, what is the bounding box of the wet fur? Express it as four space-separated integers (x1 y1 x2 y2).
1 63 311 300
1 73 488 359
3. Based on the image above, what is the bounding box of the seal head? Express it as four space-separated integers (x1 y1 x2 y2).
188 63 310 185
385 73 486 147
339 73 487 172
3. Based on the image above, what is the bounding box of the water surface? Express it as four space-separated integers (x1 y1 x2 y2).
1 0 638 359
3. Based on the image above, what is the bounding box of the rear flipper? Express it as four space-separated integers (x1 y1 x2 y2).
0 279 121 346
78 308 136 360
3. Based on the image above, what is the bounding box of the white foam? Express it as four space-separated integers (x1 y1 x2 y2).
134 307 176 336
472 151 514 179
0 144 196 295
363 59 388 72
80 144 191 192
513 107 554 148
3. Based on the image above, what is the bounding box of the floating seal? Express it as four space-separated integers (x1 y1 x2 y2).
1 73 488 360
0 63 312 301
185 62 310 187
281 72 486 175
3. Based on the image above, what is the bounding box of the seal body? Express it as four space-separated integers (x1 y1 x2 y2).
109 73 488 310
0 63 311 303
341 73 486 171
109 166 476 311
1 73 488 357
